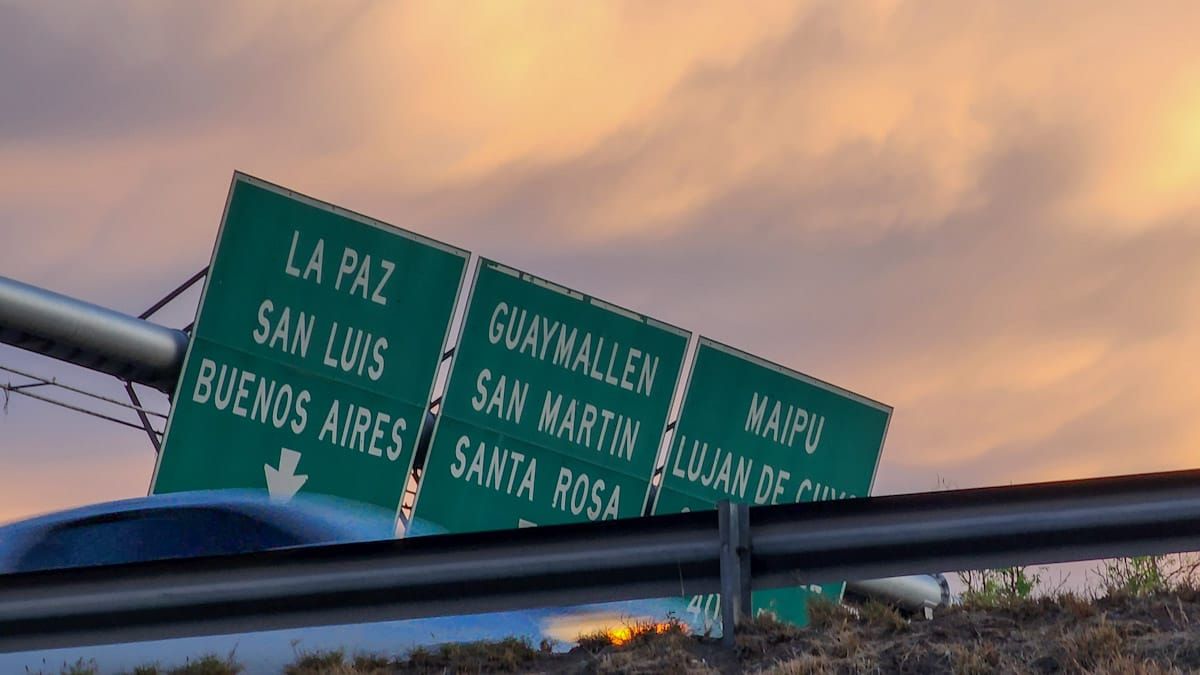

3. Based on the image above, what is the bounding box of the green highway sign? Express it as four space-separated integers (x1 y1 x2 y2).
653 338 891 627
152 173 468 513
409 259 689 535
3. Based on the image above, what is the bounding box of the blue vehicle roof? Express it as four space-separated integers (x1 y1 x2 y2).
0 489 396 572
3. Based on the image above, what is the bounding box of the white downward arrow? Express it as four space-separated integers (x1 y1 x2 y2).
264 448 308 502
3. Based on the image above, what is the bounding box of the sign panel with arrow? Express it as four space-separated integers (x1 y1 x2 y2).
265 448 308 502
151 173 469 513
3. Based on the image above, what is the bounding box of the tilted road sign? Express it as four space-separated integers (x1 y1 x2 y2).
152 173 468 513
653 338 891 627
410 259 689 534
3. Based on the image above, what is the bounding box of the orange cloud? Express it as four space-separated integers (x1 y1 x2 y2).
3 0 1200 514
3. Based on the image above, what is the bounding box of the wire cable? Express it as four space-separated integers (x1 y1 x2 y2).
1 383 155 433
0 363 166 419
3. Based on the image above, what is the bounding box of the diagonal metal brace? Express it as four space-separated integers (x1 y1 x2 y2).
139 268 208 320
124 382 162 454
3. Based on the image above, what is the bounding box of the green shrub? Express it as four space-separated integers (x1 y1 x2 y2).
1094 556 1167 597
958 565 1044 606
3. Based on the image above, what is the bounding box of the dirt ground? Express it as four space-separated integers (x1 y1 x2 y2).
273 588 1200 674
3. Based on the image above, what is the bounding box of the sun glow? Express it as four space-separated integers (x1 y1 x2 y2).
602 621 689 647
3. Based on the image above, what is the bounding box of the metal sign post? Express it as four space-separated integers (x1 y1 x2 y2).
719 500 751 647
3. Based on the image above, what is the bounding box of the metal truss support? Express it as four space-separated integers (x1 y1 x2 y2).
139 268 208 320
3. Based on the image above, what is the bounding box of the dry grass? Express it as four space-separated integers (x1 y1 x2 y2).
753 653 837 675
281 639 544 674
737 605 879 674
946 642 1008 675
1057 590 1100 619
576 628 615 654
283 649 392 675
574 616 720 674
804 595 854 632
735 611 806 659
1089 656 1186 674
1059 617 1125 671
577 615 692 652
401 637 541 673
124 654 243 675
856 600 909 635
591 639 719 675
29 654 244 675
748 587 1200 674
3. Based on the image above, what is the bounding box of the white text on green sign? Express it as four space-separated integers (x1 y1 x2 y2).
153 173 468 512
410 260 689 534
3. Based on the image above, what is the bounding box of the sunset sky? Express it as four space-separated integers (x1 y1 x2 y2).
3 0 1200 528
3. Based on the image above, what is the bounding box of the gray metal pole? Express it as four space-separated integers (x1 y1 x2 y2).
0 275 188 393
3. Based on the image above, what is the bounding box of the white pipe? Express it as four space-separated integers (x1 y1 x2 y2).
845 574 950 612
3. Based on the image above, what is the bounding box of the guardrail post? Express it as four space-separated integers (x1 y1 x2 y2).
719 500 752 647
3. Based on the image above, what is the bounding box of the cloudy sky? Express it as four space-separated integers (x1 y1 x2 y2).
2 0 1200 527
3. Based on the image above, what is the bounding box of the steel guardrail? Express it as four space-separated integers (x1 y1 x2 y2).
3 468 1200 652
